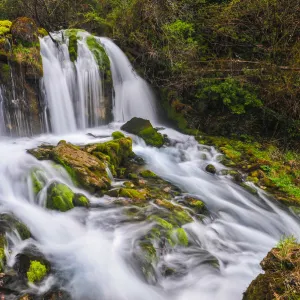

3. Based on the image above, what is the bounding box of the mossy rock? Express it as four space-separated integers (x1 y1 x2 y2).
46 182 75 212
52 141 111 193
11 17 38 46
112 131 125 140
119 188 147 201
205 164 216 174
140 170 158 178
0 214 31 240
87 137 133 172
243 239 300 299
121 117 164 147
73 193 90 208
184 197 206 214
27 144 54 160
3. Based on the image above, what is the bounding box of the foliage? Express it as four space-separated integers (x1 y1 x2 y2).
27 260 47 283
0 20 11 35
196 78 262 114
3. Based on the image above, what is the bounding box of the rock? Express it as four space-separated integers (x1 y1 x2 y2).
52 141 111 193
205 164 216 174
112 131 125 139
0 214 31 240
11 17 38 46
86 137 133 177
46 182 75 212
121 117 164 147
72 193 90 208
140 170 158 178
184 197 206 214
243 237 300 299
47 182 90 211
27 144 54 160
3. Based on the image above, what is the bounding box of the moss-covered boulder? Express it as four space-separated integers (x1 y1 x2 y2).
205 164 216 174
46 182 75 212
121 117 164 147
243 236 300 299
140 170 158 178
112 131 125 140
27 260 47 283
47 182 90 211
11 17 38 46
0 214 31 240
86 137 133 176
52 141 111 193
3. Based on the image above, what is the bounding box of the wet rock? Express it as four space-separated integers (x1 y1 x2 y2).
121 117 164 147
140 170 158 178
243 238 300 299
205 164 216 174
112 131 125 140
52 141 111 193
72 193 90 208
183 197 206 214
0 214 31 240
86 137 133 178
27 144 54 160
47 182 90 211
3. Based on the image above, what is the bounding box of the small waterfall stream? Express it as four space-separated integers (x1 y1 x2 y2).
0 30 298 299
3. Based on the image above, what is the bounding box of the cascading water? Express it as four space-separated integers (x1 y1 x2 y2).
0 128 299 299
0 30 299 300
100 37 158 122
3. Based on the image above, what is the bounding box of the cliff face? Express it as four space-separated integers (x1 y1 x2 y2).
243 237 300 300
0 17 44 136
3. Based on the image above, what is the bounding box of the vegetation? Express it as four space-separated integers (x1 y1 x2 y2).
27 260 47 283
244 236 300 299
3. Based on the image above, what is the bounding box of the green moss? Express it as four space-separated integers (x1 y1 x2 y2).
119 188 146 200
72 194 90 208
91 137 133 170
139 127 164 147
173 210 193 225
140 170 158 178
152 216 173 230
205 164 216 174
121 118 164 147
175 228 189 246
86 35 111 73
30 169 46 195
38 27 48 37
128 173 138 180
47 183 74 212
27 260 47 283
112 131 125 139
68 33 78 62
0 20 12 36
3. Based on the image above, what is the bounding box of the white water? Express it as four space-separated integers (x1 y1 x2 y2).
0 126 299 299
100 38 158 122
39 33 157 134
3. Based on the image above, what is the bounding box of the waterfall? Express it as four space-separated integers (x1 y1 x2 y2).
40 31 112 134
100 37 158 123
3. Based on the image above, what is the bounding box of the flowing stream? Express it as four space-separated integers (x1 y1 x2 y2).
0 32 299 300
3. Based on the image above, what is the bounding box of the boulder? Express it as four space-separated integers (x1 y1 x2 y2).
121 117 164 147
52 141 111 193
205 164 216 174
46 182 90 211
